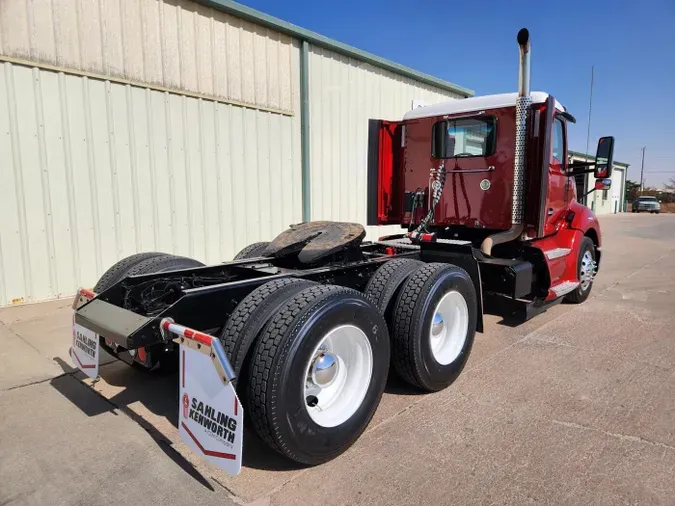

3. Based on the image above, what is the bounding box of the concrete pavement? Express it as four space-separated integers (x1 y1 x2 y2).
1 213 674 505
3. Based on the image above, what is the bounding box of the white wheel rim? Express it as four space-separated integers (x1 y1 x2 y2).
429 291 469 365
303 325 373 428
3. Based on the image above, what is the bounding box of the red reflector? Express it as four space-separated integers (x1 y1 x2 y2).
137 347 147 362
420 233 436 242
385 247 395 255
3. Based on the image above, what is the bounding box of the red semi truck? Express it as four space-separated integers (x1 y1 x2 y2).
71 29 614 474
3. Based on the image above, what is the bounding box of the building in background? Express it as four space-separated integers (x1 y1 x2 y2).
569 150 629 215
0 0 471 306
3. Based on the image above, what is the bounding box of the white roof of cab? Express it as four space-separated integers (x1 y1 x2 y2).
403 92 565 120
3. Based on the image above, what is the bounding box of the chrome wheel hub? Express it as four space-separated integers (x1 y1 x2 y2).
579 250 596 291
310 351 339 388
431 313 445 336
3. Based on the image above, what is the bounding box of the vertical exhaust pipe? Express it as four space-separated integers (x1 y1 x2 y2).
481 28 531 256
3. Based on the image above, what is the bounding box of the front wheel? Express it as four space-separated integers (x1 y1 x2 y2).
247 285 390 465
565 237 596 304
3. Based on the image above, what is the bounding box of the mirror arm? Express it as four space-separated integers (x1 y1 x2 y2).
568 161 595 169
566 166 597 176
582 187 597 198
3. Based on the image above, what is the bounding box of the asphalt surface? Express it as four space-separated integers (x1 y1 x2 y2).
1 213 674 505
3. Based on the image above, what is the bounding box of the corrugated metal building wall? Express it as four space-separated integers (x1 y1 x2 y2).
0 0 470 306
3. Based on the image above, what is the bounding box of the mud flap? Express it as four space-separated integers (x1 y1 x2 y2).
165 320 243 476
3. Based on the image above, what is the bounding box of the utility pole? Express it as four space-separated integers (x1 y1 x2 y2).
640 146 646 192
585 66 594 157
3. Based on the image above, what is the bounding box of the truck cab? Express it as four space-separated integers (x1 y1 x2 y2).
368 29 614 310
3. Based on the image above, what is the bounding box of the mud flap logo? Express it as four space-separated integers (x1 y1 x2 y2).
71 323 99 380
182 393 190 419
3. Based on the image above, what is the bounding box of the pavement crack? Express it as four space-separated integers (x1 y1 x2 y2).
551 419 675 452
0 320 42 355
1 372 71 392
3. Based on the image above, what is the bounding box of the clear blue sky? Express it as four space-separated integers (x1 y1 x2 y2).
239 0 675 187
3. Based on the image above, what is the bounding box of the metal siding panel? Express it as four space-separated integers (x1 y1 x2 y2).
141 0 164 85
99 0 124 77
253 26 268 106
268 113 283 234
278 34 293 113
289 40 302 227
198 100 219 262
241 108 260 243
239 21 255 105
159 0 181 89
266 31 280 109
78 0 103 74
109 83 138 258
214 103 234 259
64 73 98 287
225 14 242 102
149 91 174 253
257 111 272 240
13 68 47 301
86 77 116 275
211 14 228 99
0 0 30 59
41 70 75 298
194 3 214 97
0 64 27 305
228 105 247 247
130 86 157 253
53 0 81 68
28 0 57 62
167 93 190 258
121 0 144 83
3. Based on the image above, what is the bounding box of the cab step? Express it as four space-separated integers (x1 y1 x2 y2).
550 280 580 297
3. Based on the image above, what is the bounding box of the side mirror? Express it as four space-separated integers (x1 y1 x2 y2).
431 121 448 158
594 178 611 190
594 136 614 178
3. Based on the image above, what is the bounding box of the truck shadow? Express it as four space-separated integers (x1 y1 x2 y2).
50 357 216 490
52 353 425 474
51 356 305 473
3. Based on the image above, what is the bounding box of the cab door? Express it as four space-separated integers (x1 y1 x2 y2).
366 119 404 225
543 115 568 236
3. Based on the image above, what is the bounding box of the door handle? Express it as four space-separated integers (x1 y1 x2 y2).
548 208 554 216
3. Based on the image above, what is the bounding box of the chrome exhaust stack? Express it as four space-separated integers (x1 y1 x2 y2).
481 28 531 256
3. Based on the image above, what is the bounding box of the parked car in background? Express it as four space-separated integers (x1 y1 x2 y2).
632 196 661 213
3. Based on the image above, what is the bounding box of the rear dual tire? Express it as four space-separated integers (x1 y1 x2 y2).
244 285 390 465
391 263 477 392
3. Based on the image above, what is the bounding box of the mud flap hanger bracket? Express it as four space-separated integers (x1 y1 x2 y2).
160 318 236 385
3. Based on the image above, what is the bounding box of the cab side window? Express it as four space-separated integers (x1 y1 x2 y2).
552 117 565 164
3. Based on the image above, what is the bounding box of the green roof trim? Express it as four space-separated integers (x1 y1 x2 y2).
568 149 629 168
195 0 474 98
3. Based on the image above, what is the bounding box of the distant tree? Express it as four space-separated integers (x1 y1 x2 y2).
665 177 675 190
625 180 640 202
